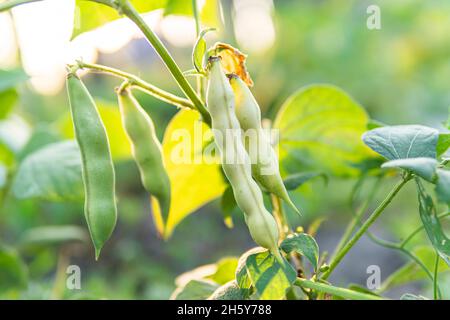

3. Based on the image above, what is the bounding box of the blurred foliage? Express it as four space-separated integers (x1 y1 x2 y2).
0 0 449 299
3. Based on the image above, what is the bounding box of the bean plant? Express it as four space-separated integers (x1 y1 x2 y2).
0 0 449 300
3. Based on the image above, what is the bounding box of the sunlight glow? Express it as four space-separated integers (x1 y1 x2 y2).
0 13 17 68
233 0 276 53
12 0 75 95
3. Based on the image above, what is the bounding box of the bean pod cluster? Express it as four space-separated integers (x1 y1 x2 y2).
206 57 283 262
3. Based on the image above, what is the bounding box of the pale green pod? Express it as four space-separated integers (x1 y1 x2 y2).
229 75 300 215
207 57 281 261
117 87 171 231
66 73 117 259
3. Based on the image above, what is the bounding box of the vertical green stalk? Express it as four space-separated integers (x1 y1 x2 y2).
192 0 206 99
433 253 440 300
321 175 411 280
117 0 211 124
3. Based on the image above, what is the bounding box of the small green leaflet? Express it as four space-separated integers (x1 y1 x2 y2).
280 233 319 271
0 245 28 294
435 169 450 205
416 179 450 266
381 158 438 182
192 28 215 73
437 133 450 157
170 279 219 300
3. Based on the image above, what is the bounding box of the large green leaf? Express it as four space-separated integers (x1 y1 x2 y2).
380 246 449 291
416 180 450 266
235 247 265 298
381 158 438 182
152 109 226 238
274 85 373 177
245 250 297 300
12 140 84 201
280 233 319 271
362 125 439 161
0 245 28 294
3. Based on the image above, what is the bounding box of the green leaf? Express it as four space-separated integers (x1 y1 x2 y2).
152 109 226 238
0 245 28 294
208 280 245 300
12 140 84 201
17 125 60 161
192 28 215 72
0 89 18 119
416 180 450 266
362 125 439 161
235 247 265 297
206 257 238 285
283 171 328 191
381 157 438 182
280 233 319 270
170 279 219 300
245 250 297 300
274 84 373 177
435 169 450 205
437 133 450 157
72 0 167 39
380 246 449 291
0 68 28 92
20 225 88 246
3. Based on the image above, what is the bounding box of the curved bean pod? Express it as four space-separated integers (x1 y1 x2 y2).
116 85 171 233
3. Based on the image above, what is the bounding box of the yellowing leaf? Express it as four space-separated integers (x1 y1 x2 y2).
58 101 132 161
152 109 226 238
274 85 374 177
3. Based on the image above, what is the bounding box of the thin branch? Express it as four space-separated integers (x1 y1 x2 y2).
75 61 194 109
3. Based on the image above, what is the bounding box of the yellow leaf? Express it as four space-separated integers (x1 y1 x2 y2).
153 109 226 238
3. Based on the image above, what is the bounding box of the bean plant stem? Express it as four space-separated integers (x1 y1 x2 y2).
433 253 440 300
321 175 411 280
192 0 206 99
75 61 193 109
116 0 211 124
0 0 42 11
329 177 382 262
294 278 383 300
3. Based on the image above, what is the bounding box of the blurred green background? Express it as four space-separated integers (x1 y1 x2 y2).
0 0 449 299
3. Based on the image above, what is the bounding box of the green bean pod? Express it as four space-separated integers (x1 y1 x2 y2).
66 72 117 259
117 86 171 232
229 75 300 215
207 57 282 262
